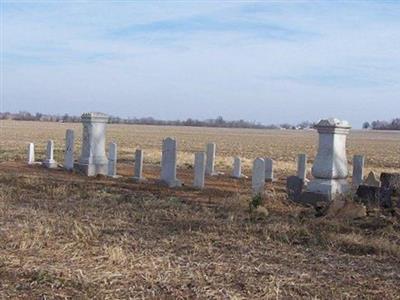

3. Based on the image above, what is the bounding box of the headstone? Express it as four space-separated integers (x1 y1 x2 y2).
380 172 400 195
43 140 58 168
107 142 117 177
297 154 307 181
356 185 380 206
232 156 242 178
205 143 217 176
78 112 109 176
252 158 265 195
264 158 274 182
193 152 206 189
27 143 35 165
132 149 146 182
64 129 75 171
160 137 182 187
306 118 351 201
364 171 380 187
352 155 364 187
287 176 304 202
379 187 393 208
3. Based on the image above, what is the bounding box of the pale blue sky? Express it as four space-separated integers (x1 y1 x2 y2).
2 1 400 127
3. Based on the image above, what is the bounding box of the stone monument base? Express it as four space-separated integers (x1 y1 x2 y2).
307 178 350 201
77 162 108 176
43 160 58 169
158 179 182 188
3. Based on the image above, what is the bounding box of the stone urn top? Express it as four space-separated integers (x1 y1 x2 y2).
314 118 351 134
81 112 109 123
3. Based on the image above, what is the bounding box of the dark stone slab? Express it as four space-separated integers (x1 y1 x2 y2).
286 176 304 202
356 185 380 206
298 191 329 206
380 172 400 195
379 187 393 208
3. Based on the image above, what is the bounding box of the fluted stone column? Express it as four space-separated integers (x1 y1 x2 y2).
307 118 351 200
78 112 109 176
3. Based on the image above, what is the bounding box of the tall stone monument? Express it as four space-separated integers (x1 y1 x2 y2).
307 118 351 200
77 112 109 176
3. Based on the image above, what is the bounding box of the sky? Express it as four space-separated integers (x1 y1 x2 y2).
1 1 400 127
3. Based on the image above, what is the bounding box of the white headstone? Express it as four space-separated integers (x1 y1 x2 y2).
307 118 351 200
27 143 35 165
352 155 364 187
232 156 242 178
205 143 217 176
193 152 206 189
64 129 75 171
43 140 57 168
160 137 181 187
133 149 145 182
252 158 265 195
78 112 109 176
265 158 274 182
108 142 117 177
297 154 307 181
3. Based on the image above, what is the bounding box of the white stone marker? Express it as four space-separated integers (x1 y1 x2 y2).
78 112 109 176
265 158 274 182
64 129 75 171
43 140 58 168
252 158 265 195
160 137 182 187
108 142 117 177
307 118 351 200
27 143 35 165
193 152 206 189
133 149 146 182
232 156 242 178
297 154 307 181
205 143 217 176
352 155 364 187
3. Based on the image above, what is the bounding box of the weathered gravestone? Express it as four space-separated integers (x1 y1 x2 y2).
380 172 400 195
27 143 35 165
252 158 265 195
43 140 58 169
356 185 380 206
160 137 182 187
205 143 217 176
132 149 146 182
232 156 242 179
352 155 364 188
107 142 117 177
193 152 206 189
78 112 109 176
265 158 274 182
297 154 307 181
306 118 351 201
287 176 304 202
64 129 75 171
364 171 380 187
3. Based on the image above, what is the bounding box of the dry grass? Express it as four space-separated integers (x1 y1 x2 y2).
0 162 400 299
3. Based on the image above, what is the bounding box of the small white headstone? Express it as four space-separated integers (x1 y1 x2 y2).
265 158 274 182
297 154 307 181
252 158 265 195
43 140 57 168
352 155 364 187
108 142 117 177
193 152 206 189
160 137 181 187
133 149 145 182
205 143 217 176
27 143 35 165
232 156 242 178
64 129 75 171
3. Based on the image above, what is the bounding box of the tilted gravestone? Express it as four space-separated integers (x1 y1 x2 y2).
160 137 182 187
252 158 265 195
64 129 75 171
43 140 57 169
193 152 206 189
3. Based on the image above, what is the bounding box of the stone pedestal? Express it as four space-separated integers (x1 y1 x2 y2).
77 112 109 176
307 118 351 201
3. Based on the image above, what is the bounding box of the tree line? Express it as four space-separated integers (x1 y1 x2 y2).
362 119 400 130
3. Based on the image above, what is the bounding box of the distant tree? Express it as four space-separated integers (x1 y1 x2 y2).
362 121 370 129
